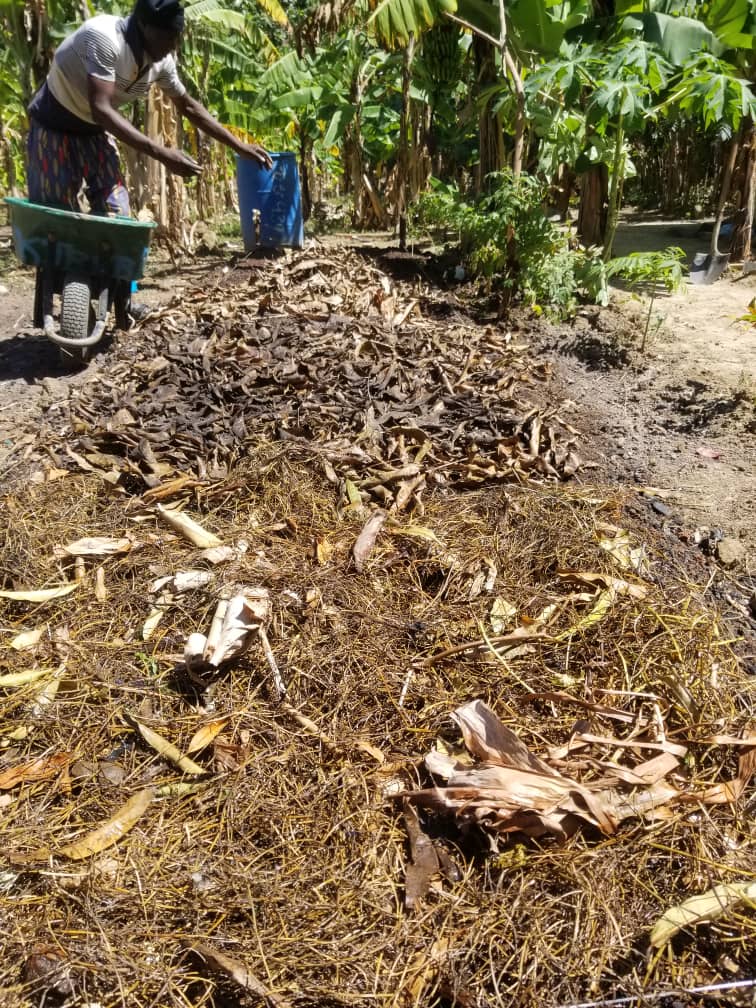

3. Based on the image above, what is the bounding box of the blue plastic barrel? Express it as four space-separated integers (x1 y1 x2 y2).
236 152 304 251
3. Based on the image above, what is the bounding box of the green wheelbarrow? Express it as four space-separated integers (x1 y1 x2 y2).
4 197 156 362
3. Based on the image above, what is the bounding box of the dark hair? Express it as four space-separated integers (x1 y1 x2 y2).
134 0 185 33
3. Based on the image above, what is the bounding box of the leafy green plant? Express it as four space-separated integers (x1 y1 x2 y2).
605 245 686 349
414 171 606 317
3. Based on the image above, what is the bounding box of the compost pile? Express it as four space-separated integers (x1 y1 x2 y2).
1 243 755 1008
42 246 580 502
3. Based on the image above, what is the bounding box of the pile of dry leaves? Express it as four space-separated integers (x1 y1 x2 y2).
28 246 582 510
0 243 754 1008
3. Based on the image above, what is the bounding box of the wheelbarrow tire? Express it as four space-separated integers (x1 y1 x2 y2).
60 274 94 363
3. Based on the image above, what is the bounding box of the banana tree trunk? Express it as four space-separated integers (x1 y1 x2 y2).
732 121 754 261
0 121 18 195
744 139 756 264
398 32 416 250
474 36 505 192
577 164 608 247
603 113 625 261
347 77 366 227
299 134 312 222
497 0 524 178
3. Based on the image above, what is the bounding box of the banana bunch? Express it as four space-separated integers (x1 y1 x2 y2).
421 21 462 87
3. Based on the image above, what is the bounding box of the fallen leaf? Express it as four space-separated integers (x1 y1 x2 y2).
23 945 74 996
44 467 69 483
150 570 214 594
408 701 618 839
94 566 107 602
10 626 46 651
344 478 362 508
142 608 164 641
388 522 442 545
186 717 231 754
555 572 648 640
203 597 229 658
650 882 756 948
490 597 518 633
352 509 387 572
212 738 249 772
184 632 209 673
56 788 155 860
184 940 293 1008
54 536 133 558
0 667 55 689
0 584 77 603
129 719 207 776
598 530 648 574
452 700 556 775
696 446 722 461
0 752 71 790
557 570 648 600
702 746 756 804
206 589 270 667
403 800 440 910
198 545 237 564
155 505 222 548
352 737 385 764
401 936 450 1005
314 536 333 565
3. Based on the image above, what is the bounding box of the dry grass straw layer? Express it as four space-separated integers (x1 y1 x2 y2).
0 446 754 1008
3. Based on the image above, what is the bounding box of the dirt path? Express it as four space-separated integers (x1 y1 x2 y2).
566 217 755 567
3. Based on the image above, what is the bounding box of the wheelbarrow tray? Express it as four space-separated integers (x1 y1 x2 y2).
4 197 156 282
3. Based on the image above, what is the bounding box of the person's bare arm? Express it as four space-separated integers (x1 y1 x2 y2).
172 92 272 168
88 75 200 177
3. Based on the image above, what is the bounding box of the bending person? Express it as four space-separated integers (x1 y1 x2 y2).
28 0 271 214
27 0 271 322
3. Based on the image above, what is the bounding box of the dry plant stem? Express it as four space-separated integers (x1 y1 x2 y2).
281 702 339 754
398 667 413 707
259 625 286 699
419 630 550 667
559 978 756 1008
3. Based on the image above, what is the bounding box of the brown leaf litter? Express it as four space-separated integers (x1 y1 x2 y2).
13 246 582 509
403 699 756 842
0 244 754 1007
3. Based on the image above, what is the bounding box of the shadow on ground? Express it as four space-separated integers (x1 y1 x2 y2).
562 329 632 370
657 379 752 433
0 328 114 381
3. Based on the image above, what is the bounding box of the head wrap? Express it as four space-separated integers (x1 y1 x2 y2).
134 0 185 33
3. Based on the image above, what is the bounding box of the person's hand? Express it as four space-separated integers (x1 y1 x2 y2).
237 142 273 169
159 147 202 178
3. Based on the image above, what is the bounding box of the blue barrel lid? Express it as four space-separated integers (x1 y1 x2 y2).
235 151 296 163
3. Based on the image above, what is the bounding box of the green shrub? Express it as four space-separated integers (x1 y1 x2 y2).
413 172 607 318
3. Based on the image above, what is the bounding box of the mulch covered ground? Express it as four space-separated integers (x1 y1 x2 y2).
0 244 754 1008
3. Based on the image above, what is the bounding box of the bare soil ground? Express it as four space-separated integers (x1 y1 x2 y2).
558 216 755 578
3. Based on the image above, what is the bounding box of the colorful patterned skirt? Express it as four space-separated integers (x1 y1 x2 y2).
27 120 130 216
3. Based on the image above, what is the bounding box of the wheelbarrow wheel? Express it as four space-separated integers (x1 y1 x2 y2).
60 274 95 363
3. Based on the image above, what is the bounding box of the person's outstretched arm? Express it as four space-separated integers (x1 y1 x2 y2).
171 92 273 168
88 75 201 177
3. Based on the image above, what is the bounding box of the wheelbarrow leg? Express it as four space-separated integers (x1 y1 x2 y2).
97 284 110 327
112 278 132 330
33 266 55 330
